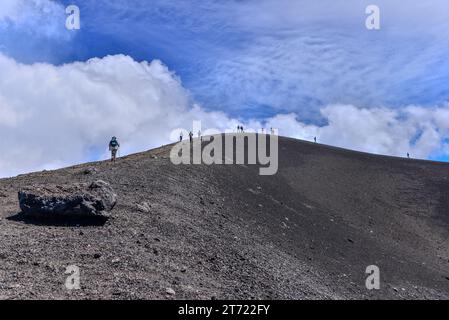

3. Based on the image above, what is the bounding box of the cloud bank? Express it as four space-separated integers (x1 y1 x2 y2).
0 53 448 177
0 0 67 37
0 53 239 177
81 0 449 117
0 0 72 63
266 105 449 159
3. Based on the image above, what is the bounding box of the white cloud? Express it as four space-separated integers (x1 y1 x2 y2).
267 104 449 159
176 0 449 114
4 0 448 117
0 53 448 178
0 0 22 21
0 53 239 177
0 0 67 38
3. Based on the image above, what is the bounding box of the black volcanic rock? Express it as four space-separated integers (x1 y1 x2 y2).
18 180 116 218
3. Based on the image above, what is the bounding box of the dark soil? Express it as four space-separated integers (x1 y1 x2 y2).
0 135 448 299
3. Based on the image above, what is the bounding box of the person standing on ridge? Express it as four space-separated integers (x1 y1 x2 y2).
109 136 120 162
314 137 317 143
189 131 193 143
179 132 183 142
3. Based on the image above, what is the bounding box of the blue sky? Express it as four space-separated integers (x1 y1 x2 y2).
4 0 449 116
0 0 449 176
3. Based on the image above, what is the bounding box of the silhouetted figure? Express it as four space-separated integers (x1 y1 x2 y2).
314 137 317 143
189 131 193 143
179 132 183 142
109 136 120 162
407 153 410 159
237 125 240 132
241 126 244 133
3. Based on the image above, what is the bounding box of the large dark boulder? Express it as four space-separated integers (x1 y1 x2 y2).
18 180 117 218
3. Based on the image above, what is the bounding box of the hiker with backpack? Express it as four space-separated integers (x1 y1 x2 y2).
189 131 193 143
109 136 120 162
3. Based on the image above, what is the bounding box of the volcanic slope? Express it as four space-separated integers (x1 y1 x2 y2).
0 134 448 299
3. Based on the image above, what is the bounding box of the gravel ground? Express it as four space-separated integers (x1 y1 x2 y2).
0 135 448 299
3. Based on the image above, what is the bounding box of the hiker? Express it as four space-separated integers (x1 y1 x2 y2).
109 136 120 162
407 152 410 159
241 125 244 133
314 137 317 143
179 132 183 142
189 131 193 143
237 125 240 133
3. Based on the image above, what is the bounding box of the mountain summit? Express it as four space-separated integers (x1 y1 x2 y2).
0 135 448 299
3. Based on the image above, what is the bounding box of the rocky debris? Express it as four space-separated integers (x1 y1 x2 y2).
166 287 176 295
18 180 117 218
136 202 151 213
82 167 98 175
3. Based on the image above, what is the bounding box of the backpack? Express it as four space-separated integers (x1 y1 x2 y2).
110 140 118 148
